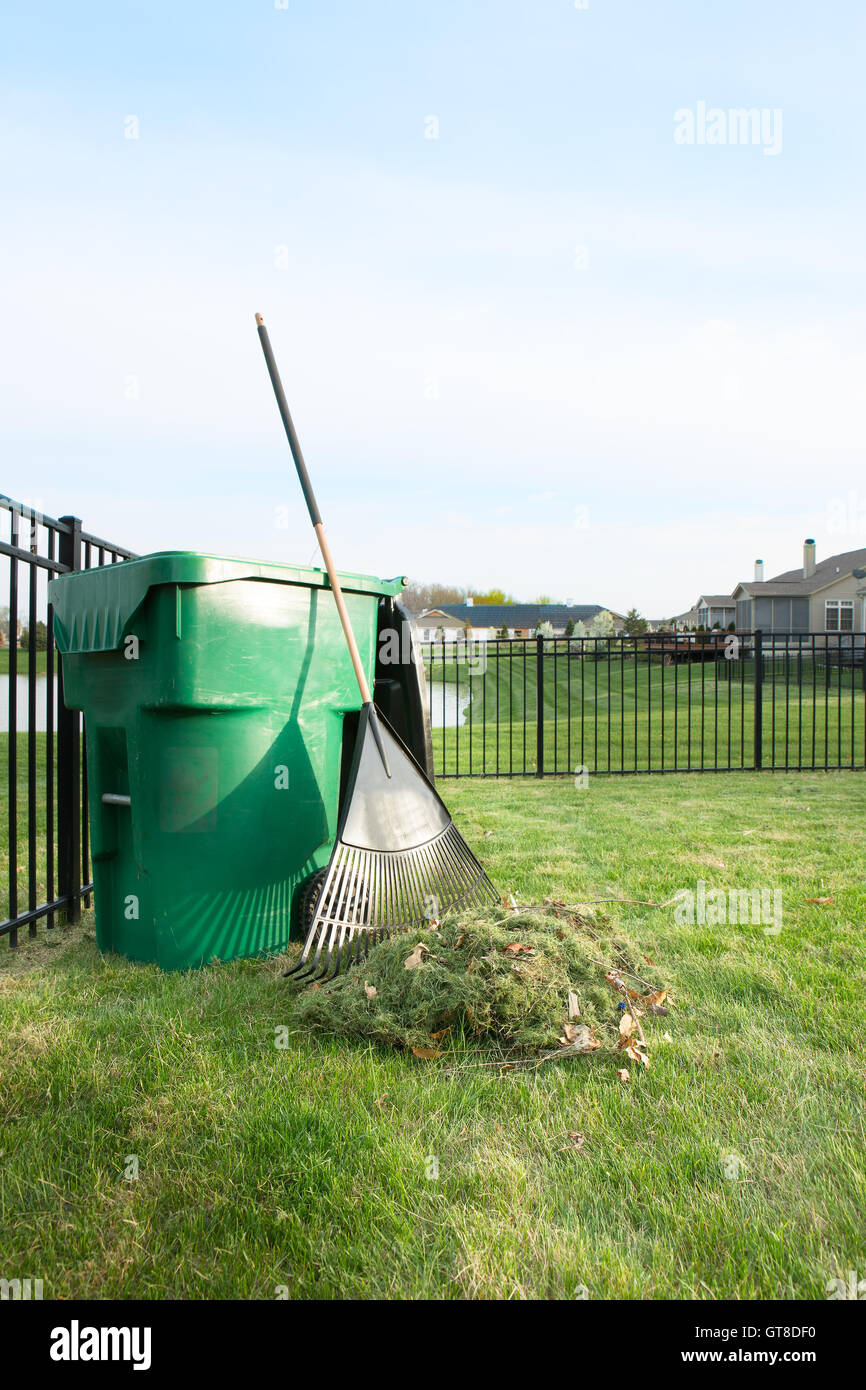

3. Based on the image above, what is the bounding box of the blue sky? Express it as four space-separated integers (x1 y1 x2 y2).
2 0 864 614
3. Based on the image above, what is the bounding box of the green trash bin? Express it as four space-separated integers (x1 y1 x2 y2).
48 551 406 970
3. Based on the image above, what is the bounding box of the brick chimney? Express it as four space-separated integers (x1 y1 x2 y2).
803 538 816 579
754 559 764 582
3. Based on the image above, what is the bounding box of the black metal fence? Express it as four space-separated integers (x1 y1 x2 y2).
422 632 866 778
0 495 135 947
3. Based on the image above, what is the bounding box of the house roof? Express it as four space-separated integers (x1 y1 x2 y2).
734 546 866 598
697 594 736 607
419 603 612 628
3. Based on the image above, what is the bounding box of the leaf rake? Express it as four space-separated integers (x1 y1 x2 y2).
255 314 498 980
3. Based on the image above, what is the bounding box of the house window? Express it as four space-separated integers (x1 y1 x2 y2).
825 600 854 632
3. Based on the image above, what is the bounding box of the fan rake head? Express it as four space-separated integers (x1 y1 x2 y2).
285 706 498 982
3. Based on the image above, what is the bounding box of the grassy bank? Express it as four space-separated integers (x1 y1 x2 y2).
0 650 50 676
1 771 864 1298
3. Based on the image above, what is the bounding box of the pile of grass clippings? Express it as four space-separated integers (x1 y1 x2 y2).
287 908 668 1065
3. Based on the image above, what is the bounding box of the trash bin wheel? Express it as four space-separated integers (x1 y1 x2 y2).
294 866 371 944
296 869 328 934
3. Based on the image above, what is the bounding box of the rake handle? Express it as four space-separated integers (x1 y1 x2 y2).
255 313 391 776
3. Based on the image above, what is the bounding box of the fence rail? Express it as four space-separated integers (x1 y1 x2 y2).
0 495 135 946
421 633 866 778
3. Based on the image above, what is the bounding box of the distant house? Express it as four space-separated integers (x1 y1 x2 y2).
732 541 866 634
415 602 625 642
672 607 700 632
671 595 735 631
696 595 736 629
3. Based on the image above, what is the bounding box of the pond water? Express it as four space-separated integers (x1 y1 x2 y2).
1 673 473 734
427 680 471 729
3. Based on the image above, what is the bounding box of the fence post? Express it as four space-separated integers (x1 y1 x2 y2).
536 633 544 777
753 629 763 770
57 515 82 922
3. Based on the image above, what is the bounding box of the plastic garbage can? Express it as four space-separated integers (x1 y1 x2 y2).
48 551 405 969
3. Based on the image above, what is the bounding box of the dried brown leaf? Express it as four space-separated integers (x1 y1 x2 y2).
556 1025 602 1054
404 943 431 971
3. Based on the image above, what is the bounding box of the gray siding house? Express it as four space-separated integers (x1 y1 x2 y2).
696 595 737 629
732 541 866 633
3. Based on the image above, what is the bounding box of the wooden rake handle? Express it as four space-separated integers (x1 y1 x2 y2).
254 313 390 775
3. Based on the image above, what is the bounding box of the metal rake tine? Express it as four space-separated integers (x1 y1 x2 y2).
309 851 354 975
335 849 374 975
284 855 345 977
314 847 371 979
283 917 326 977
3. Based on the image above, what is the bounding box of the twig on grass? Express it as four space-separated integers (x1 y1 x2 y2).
534 895 685 910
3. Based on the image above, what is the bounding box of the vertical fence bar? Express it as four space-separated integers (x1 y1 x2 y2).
27 513 38 935
536 634 544 777
633 639 638 772
717 639 722 772
567 635 573 775
495 635 500 775
57 515 82 922
797 636 803 771
553 638 559 773
522 636 527 774
687 640 692 770
454 636 460 779
839 636 845 767
673 639 679 770
783 638 790 771
508 640 514 776
739 633 746 768
619 636 624 774
852 637 857 767
771 633 778 769
828 639 834 772
726 638 732 769
811 634 817 767
583 636 589 772
593 639 599 772
46 527 56 928
753 630 763 770
660 639 665 774
699 644 705 768
7 506 19 945
606 636 611 772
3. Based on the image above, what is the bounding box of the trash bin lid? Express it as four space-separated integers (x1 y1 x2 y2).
48 550 407 655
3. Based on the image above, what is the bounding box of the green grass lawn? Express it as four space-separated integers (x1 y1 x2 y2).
425 651 866 776
1 771 864 1299
0 649 50 675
